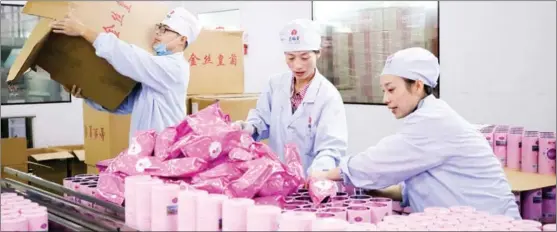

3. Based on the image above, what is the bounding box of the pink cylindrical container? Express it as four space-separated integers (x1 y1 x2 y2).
542 224 556 231
22 210 48 231
311 218 349 231
246 205 282 231
449 205 476 213
513 191 522 213
348 195 372 201
135 179 164 231
511 219 542 229
17 203 39 213
1 208 18 217
481 125 496 150
538 132 556 175
1 193 18 198
21 206 47 215
320 207 347 221
196 194 229 231
62 177 74 200
347 205 371 223
284 200 312 209
522 189 543 221
494 125 510 166
423 206 451 215
507 127 524 170
178 189 208 231
369 198 393 215
150 183 180 231
316 212 335 218
124 175 151 229
1 215 28 231
293 196 312 202
408 212 436 221
542 186 556 223
335 191 348 197
391 201 402 212
293 208 318 213
368 202 389 223
70 179 86 204
382 214 408 223
521 131 540 173
278 211 316 231
488 214 514 223
222 198 255 231
5 196 24 204
345 222 377 231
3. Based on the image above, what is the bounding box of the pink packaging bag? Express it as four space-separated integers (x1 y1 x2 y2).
154 127 177 160
176 102 233 138
180 135 224 161
246 205 282 231
308 177 338 204
22 211 48 231
105 155 163 176
538 132 556 175
258 174 286 197
123 130 157 157
190 162 243 184
192 177 230 195
150 157 208 178
226 157 280 198
282 143 305 183
177 189 209 231
253 195 286 208
150 184 180 231
222 198 255 231
96 172 126 205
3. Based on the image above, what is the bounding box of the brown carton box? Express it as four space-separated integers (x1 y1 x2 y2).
83 102 130 166
1 138 28 166
6 1 169 111
189 93 260 122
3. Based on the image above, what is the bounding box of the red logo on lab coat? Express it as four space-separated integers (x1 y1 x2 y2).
291 29 297 35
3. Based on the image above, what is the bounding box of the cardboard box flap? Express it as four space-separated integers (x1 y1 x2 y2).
6 18 52 83
504 168 557 191
22 1 70 20
30 151 74 162
1 138 28 166
73 150 85 161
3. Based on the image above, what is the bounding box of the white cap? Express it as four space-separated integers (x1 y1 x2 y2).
279 19 321 52
381 47 440 88
161 7 201 45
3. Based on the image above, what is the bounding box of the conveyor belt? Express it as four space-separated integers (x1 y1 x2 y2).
2 167 136 231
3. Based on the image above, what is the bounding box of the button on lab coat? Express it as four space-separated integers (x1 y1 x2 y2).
340 95 521 219
85 33 188 142
246 71 348 174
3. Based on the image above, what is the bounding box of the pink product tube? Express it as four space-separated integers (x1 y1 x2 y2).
124 175 151 229
150 183 180 231
278 211 316 231
62 177 74 200
222 198 255 231
178 189 208 231
316 212 335 218
368 202 389 223
507 127 524 170
521 131 540 173
246 205 282 231
1 193 18 198
311 218 349 231
78 182 93 207
369 197 393 215
511 219 542 229
196 194 229 231
344 222 377 231
542 186 556 224
320 207 347 221
480 125 496 150
70 179 87 204
22 210 49 231
543 224 556 231
1 215 28 231
494 125 510 166
521 189 543 222
347 205 371 223
135 179 164 231
513 191 522 213
538 132 556 175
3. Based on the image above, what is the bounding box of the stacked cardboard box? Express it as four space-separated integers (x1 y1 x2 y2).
1 138 29 183
8 2 252 168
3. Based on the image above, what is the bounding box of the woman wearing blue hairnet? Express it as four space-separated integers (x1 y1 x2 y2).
311 47 520 219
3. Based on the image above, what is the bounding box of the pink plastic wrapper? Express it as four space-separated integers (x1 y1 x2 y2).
190 162 243 184
192 177 230 194
105 155 163 176
226 157 280 198
176 102 232 137
308 177 339 204
154 127 177 160
254 195 286 208
150 157 208 178
123 130 157 157
96 172 126 205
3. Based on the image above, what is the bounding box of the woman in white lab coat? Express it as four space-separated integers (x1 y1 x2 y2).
234 19 348 175
311 47 520 218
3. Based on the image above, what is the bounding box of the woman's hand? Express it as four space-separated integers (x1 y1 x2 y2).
64 85 83 98
50 13 86 37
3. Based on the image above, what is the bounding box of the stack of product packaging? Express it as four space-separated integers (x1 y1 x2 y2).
0 192 49 231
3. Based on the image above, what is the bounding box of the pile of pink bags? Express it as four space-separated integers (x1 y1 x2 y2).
93 103 305 207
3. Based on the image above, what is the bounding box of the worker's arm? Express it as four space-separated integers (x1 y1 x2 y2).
51 15 183 93
364 184 403 202
83 86 138 115
246 79 273 141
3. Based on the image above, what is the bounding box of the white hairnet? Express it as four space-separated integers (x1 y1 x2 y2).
279 19 321 52
381 47 440 88
161 7 201 45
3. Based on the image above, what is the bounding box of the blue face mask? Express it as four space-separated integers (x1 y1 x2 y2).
153 43 172 56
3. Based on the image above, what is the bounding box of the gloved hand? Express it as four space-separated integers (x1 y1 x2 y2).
232 120 255 135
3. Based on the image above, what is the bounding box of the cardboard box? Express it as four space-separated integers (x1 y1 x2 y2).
7 1 169 111
189 93 260 122
87 165 99 175
1 138 28 166
185 30 245 95
83 102 130 166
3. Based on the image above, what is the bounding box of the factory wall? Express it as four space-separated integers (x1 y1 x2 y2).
1 1 555 154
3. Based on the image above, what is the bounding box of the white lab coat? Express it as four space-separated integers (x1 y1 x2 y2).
339 95 520 218
246 70 348 174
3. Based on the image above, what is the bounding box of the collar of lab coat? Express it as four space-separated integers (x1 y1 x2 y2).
285 69 324 104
